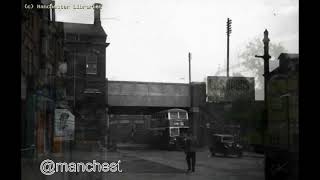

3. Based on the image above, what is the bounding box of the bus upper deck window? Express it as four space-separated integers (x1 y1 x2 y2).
179 112 187 119
169 112 178 119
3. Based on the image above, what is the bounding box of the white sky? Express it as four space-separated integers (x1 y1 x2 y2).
54 0 299 83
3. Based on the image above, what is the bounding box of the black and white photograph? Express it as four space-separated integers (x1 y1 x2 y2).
21 0 299 179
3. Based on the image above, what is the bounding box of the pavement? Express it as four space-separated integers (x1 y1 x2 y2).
116 149 264 180
21 146 264 180
117 143 265 158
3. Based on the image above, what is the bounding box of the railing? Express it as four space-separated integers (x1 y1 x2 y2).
20 145 35 152
21 145 36 159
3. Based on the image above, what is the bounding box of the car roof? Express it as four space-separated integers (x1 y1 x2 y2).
212 134 234 137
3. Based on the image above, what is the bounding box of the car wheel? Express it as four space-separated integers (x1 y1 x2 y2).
224 152 228 157
211 152 215 156
238 152 243 158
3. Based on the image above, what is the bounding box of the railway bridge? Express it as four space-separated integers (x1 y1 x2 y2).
106 80 194 144
104 78 254 146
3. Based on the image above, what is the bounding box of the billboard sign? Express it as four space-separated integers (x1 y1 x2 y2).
55 109 75 140
206 76 254 102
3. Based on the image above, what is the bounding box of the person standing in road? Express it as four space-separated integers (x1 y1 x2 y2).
184 131 197 173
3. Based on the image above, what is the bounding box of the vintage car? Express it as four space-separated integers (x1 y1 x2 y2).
209 134 243 157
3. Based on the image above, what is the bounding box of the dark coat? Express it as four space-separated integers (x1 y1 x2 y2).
184 136 197 152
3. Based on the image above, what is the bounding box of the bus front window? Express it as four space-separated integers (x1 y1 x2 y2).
169 112 178 120
179 112 187 119
170 127 179 137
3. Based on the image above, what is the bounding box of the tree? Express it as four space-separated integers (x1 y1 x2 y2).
238 37 287 99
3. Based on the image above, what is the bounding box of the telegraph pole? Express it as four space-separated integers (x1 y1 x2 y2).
188 52 193 134
73 52 76 109
226 18 232 77
255 29 271 147
189 52 191 85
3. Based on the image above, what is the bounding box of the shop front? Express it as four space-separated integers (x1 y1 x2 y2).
34 93 55 155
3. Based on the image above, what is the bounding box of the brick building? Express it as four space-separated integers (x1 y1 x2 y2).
266 53 299 150
21 0 42 157
265 53 299 180
61 3 110 147
21 0 67 156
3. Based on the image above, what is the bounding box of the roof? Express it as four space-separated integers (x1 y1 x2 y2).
278 53 299 60
107 80 189 86
269 53 299 76
158 108 188 113
212 134 234 137
62 22 106 36
268 67 281 76
167 108 188 112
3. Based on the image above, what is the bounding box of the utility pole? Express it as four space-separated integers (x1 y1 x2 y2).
73 51 76 109
226 18 232 77
188 52 193 134
255 29 271 147
189 52 191 85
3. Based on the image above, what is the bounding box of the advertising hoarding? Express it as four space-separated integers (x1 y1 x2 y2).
206 76 255 102
54 109 75 140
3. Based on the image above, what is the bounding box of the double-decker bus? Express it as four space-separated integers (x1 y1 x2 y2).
147 108 189 150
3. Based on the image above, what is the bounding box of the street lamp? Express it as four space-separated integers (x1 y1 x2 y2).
188 52 193 135
255 29 272 148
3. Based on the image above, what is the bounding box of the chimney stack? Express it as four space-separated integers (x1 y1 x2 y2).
51 0 56 22
93 3 102 26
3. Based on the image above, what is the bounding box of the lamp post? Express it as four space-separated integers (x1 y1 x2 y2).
255 29 271 147
73 51 76 110
188 52 193 135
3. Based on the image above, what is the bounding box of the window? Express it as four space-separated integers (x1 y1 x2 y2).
271 135 279 145
49 37 53 50
66 33 78 41
271 98 282 110
42 38 48 56
30 15 33 29
179 112 187 119
27 50 33 75
80 34 89 41
22 48 27 74
77 55 86 76
135 124 145 129
222 136 234 142
170 128 179 137
169 112 178 120
86 55 97 75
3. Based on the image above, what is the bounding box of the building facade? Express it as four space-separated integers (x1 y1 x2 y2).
21 0 42 157
21 0 68 156
62 3 109 146
265 53 299 180
266 53 299 150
